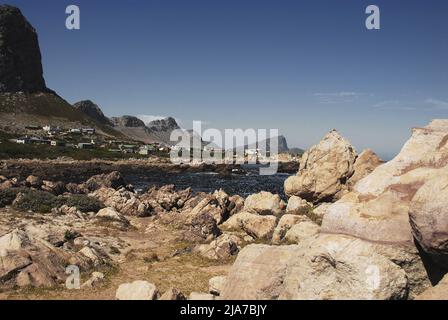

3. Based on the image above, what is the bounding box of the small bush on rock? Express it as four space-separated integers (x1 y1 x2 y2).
0 189 18 207
63 195 104 213
12 190 57 213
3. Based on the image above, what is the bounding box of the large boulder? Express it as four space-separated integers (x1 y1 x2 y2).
0 5 47 93
322 120 448 246
284 130 357 203
409 173 448 266
116 280 159 300
244 192 286 216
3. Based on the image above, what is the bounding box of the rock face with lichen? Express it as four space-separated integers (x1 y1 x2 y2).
0 5 47 93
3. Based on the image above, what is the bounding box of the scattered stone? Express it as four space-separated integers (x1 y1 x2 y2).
209 276 227 296
25 175 41 188
189 292 216 300
81 272 105 289
159 287 186 300
116 280 159 300
96 207 130 226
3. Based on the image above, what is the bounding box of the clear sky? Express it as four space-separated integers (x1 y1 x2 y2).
7 0 448 159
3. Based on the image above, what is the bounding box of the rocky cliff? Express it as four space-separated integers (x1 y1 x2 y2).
0 5 46 93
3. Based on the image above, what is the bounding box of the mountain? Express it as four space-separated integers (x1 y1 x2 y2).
73 100 113 126
236 135 290 153
110 116 181 145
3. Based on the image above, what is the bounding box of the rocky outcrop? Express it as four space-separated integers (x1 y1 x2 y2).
0 5 47 93
111 115 145 128
322 120 448 246
284 131 383 204
284 130 357 203
115 281 159 300
91 187 152 217
85 171 125 192
73 100 113 125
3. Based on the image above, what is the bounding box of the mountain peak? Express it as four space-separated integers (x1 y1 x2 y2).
73 100 112 126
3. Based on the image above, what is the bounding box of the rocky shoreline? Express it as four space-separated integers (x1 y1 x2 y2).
0 120 447 300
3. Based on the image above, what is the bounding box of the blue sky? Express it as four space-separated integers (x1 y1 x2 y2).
6 0 448 159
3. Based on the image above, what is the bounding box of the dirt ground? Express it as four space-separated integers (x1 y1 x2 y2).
0 210 233 300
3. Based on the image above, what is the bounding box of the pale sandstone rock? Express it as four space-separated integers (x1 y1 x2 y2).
91 187 152 217
221 212 277 240
221 234 414 300
348 149 384 187
416 275 448 300
284 130 357 203
272 214 310 244
159 287 186 300
96 207 130 226
209 276 227 296
81 272 105 289
409 173 448 265
189 292 216 300
244 191 286 216
195 234 240 260
286 196 312 215
116 280 159 300
284 221 320 244
322 120 448 245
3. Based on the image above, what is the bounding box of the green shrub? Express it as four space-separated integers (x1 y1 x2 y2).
0 189 18 207
62 195 104 213
12 190 58 213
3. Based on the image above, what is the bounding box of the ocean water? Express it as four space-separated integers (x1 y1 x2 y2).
126 165 291 198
